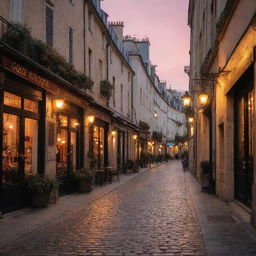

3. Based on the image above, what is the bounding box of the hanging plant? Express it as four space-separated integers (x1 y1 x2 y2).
152 131 163 142
100 80 113 100
139 121 150 130
2 23 94 90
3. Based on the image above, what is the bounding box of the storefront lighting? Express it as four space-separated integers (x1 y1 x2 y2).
55 99 64 110
87 115 95 125
199 93 209 106
57 136 61 142
133 134 138 140
9 124 14 129
160 145 163 149
61 140 66 144
73 122 79 127
111 130 117 136
182 91 192 107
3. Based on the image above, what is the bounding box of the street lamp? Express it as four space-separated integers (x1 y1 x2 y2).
182 91 192 108
188 117 194 123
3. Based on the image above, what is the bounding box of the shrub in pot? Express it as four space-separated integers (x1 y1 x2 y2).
26 175 59 208
73 168 93 193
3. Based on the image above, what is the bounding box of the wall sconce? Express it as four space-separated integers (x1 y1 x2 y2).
198 93 209 106
133 134 138 140
55 98 64 110
182 91 192 107
111 130 117 136
188 117 194 123
87 115 95 125
159 145 163 149
154 112 158 118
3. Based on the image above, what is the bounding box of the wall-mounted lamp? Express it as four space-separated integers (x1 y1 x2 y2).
182 91 192 107
198 93 209 106
154 112 158 118
111 130 117 136
133 134 138 140
87 115 95 126
188 117 194 123
55 98 64 110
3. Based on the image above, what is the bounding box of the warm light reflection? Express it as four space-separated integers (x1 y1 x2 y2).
111 130 116 136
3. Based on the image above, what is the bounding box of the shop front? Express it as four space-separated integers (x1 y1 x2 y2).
89 118 109 170
56 103 84 195
0 67 44 213
234 66 254 208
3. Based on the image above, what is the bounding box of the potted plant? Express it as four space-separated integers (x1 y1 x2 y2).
26 175 59 208
73 168 93 193
200 160 211 191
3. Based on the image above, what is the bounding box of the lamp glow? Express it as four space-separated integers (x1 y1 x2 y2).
133 134 138 140
199 93 209 106
188 117 194 123
111 130 116 136
55 99 64 109
87 115 95 125
182 91 191 107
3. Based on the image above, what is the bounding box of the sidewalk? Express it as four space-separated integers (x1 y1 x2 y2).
185 171 256 256
0 164 159 248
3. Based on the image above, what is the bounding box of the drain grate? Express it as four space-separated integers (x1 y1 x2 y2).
207 215 236 223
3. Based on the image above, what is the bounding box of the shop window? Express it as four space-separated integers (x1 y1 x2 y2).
92 125 105 169
2 113 20 184
59 115 68 127
70 118 79 129
56 128 68 176
24 118 38 176
24 98 38 113
4 92 21 108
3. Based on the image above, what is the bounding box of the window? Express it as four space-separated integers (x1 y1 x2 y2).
10 0 23 23
128 92 130 117
68 26 73 64
99 59 103 82
102 33 105 49
121 84 123 112
110 50 113 64
45 5 53 47
88 11 93 32
121 62 123 73
112 77 115 106
88 48 92 77
128 72 130 82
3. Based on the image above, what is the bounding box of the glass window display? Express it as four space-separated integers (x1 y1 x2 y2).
4 92 21 108
2 113 20 184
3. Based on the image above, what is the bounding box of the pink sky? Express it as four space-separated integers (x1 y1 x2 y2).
102 0 190 91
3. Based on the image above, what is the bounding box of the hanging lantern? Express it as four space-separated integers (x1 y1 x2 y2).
198 93 209 106
182 91 192 107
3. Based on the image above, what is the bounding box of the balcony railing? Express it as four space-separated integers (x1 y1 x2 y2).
0 16 19 41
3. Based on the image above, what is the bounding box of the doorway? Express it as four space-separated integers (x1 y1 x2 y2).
235 76 254 207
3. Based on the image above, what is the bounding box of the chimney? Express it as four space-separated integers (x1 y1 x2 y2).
108 21 124 42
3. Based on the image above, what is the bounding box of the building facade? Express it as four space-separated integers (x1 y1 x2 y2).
0 0 186 213
187 0 256 226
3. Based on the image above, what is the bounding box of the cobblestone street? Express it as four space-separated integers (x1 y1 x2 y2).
0 161 206 256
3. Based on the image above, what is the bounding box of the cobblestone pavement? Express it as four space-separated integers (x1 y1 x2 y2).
0 161 206 256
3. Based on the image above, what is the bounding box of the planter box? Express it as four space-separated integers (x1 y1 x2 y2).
32 193 50 208
79 180 92 193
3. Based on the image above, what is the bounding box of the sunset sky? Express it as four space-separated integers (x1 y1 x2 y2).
102 0 190 91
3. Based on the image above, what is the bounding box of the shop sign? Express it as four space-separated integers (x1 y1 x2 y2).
2 56 49 89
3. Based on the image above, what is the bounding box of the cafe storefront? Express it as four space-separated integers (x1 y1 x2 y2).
0 51 90 213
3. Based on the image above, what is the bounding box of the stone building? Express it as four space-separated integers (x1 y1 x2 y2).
0 0 186 213
187 0 256 226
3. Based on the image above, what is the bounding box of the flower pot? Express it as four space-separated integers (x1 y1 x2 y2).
32 193 50 208
79 180 92 193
